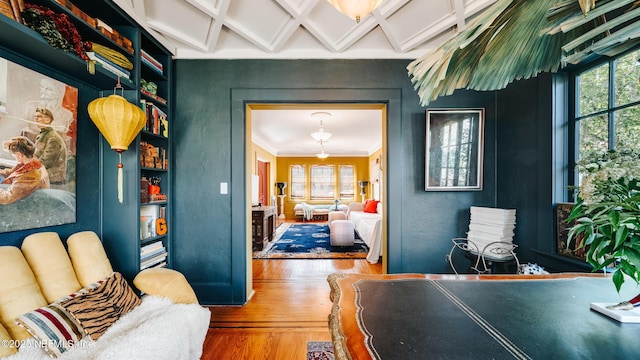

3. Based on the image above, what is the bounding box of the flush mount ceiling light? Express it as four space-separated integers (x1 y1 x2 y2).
316 139 330 159
327 0 384 23
310 111 332 142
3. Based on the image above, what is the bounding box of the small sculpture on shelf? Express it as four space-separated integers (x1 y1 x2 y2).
147 176 167 202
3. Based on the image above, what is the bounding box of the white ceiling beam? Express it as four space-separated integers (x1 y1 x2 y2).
147 20 209 52
465 0 498 18
399 14 457 52
452 0 466 30
185 0 222 18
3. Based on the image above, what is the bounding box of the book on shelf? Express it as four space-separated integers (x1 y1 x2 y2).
148 261 167 270
87 55 131 80
141 246 166 262
141 247 166 261
140 49 163 72
141 57 163 75
140 88 167 105
142 101 168 135
141 239 164 253
141 49 163 68
140 252 167 270
149 194 167 202
86 52 131 76
140 255 167 270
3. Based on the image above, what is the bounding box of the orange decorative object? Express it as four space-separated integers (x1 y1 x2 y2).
148 184 161 194
156 218 167 235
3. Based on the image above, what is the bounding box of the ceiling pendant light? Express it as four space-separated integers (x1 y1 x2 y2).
327 0 383 23
316 139 330 159
310 111 332 141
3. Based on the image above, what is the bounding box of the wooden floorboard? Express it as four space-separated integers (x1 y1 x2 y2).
201 258 382 359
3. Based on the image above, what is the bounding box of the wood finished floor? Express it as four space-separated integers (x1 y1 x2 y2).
201 259 382 359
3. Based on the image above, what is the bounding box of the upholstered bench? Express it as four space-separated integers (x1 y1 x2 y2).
328 211 346 224
330 219 355 246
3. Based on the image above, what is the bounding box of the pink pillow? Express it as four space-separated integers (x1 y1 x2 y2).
364 200 379 213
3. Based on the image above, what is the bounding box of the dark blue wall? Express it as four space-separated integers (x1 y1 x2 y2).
0 49 101 247
0 55 583 305
173 60 564 303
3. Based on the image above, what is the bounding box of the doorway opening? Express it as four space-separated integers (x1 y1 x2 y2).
246 103 387 282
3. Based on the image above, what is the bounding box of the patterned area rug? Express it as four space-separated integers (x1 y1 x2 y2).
253 223 368 259
307 341 335 360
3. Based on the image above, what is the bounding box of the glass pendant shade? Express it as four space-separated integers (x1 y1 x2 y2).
310 111 332 141
327 0 383 23
310 127 332 141
316 138 330 159
317 150 330 159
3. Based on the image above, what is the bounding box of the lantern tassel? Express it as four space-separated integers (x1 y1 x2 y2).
118 153 124 203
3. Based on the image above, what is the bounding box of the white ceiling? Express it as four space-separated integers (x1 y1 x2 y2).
112 0 498 156
251 106 384 157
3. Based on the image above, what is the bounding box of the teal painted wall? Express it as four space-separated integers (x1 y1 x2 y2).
173 59 505 304
0 54 581 305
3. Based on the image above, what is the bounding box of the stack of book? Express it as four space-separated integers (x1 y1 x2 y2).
467 206 516 259
141 49 163 75
140 240 167 270
87 51 131 79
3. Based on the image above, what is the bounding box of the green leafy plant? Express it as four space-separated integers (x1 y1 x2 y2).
567 149 640 292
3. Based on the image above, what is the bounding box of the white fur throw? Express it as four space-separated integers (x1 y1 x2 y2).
6 296 210 360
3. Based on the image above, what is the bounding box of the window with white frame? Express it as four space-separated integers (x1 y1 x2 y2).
290 164 305 199
339 165 355 199
310 165 335 200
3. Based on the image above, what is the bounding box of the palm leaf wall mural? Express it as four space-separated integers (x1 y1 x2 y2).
408 0 640 106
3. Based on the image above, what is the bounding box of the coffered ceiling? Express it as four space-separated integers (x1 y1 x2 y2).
112 0 498 156
114 0 497 59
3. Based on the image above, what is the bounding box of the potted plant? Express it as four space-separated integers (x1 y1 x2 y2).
567 148 640 293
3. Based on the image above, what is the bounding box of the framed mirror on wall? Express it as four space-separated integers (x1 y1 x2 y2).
425 108 484 191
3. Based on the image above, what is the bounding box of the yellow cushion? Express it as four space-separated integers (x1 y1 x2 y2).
21 232 82 303
133 268 199 304
0 322 18 357
0 246 47 341
67 231 113 287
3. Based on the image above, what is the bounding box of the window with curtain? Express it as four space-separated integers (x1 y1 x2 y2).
310 165 335 200
572 47 640 183
339 165 355 199
290 164 305 199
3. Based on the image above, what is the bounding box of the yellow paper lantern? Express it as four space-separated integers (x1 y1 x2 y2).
88 91 146 203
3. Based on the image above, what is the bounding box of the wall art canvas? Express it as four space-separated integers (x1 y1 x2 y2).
425 108 484 191
0 56 78 233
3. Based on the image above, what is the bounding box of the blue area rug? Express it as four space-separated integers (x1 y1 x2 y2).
254 223 368 259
